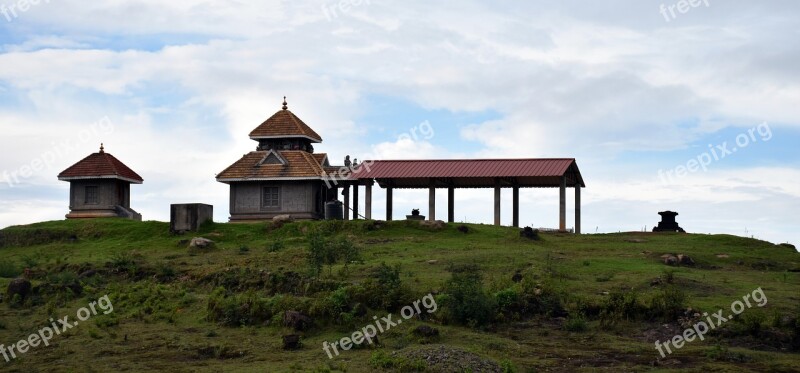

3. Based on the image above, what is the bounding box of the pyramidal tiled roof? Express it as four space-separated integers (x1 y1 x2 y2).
248 98 323 143
216 150 329 182
58 144 143 184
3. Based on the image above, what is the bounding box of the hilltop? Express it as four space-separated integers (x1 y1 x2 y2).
0 219 798 372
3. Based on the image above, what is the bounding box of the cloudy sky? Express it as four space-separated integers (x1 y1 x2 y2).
0 0 797 246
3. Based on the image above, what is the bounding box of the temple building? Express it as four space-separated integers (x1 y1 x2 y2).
216 98 342 221
57 144 144 220
217 98 585 232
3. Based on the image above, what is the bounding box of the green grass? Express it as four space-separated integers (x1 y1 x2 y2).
0 218 798 372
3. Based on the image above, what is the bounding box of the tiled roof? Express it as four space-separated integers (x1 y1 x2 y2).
249 104 323 143
58 147 143 184
216 150 328 182
313 153 329 167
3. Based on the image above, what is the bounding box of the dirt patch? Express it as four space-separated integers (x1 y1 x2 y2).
396 345 502 372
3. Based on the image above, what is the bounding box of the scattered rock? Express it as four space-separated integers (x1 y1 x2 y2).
419 220 446 230
282 334 302 350
396 345 502 373
716 254 730 259
283 311 313 331
520 227 540 240
427 260 438 265
177 239 189 247
511 271 523 283
272 215 294 223
457 225 469 234
189 237 215 250
663 255 679 266
412 325 440 338
625 238 648 243
677 254 695 266
650 277 663 287
6 278 31 300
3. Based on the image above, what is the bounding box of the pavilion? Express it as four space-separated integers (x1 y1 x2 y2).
341 158 585 233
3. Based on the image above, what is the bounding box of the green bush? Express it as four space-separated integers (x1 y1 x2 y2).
307 232 361 277
564 316 588 332
648 285 687 321
268 239 285 252
0 261 21 278
206 287 272 327
442 264 496 326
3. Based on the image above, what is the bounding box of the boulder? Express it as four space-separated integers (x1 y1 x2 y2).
663 255 679 266
677 254 695 266
282 334 302 350
7 278 31 300
272 215 294 223
189 237 215 250
512 271 523 283
457 225 469 234
419 220 446 230
283 311 313 331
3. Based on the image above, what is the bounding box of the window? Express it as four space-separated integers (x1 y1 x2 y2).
262 187 280 208
85 186 98 204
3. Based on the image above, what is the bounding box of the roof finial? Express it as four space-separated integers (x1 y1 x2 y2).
282 96 288 110
99 143 105 153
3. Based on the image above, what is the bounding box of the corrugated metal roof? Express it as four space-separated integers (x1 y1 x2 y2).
349 158 585 188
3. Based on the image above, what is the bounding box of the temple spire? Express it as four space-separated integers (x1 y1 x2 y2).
282 96 288 110
99 143 105 153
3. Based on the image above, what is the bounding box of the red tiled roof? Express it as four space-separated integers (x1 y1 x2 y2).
349 159 585 188
249 105 323 143
58 148 143 184
312 153 329 167
216 150 327 182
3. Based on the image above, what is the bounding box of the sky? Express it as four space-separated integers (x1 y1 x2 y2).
0 0 798 246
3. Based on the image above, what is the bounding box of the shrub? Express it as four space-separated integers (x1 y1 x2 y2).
648 285 687 321
307 232 361 277
206 287 272 327
0 261 21 278
268 240 285 252
564 316 588 332
442 265 496 326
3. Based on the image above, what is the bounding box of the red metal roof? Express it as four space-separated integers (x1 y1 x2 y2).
349 158 585 188
58 147 143 184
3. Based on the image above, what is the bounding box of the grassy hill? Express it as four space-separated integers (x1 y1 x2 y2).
0 219 798 372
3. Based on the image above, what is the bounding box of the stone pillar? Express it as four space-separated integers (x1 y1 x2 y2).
353 183 359 220
343 185 350 221
559 176 566 232
386 187 393 221
365 181 372 220
428 181 436 221
447 187 455 223
575 183 581 234
512 186 520 228
494 180 501 226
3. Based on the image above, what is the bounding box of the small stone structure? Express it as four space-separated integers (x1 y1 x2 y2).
170 204 213 233
406 209 425 220
653 211 686 233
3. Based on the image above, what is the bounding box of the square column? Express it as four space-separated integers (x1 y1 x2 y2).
365 181 373 220
343 185 350 221
353 183 359 220
575 183 581 234
447 187 455 223
494 180 501 226
386 187 393 221
428 180 436 221
512 186 520 228
559 176 566 231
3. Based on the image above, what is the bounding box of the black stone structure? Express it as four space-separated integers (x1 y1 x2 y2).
653 211 686 233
